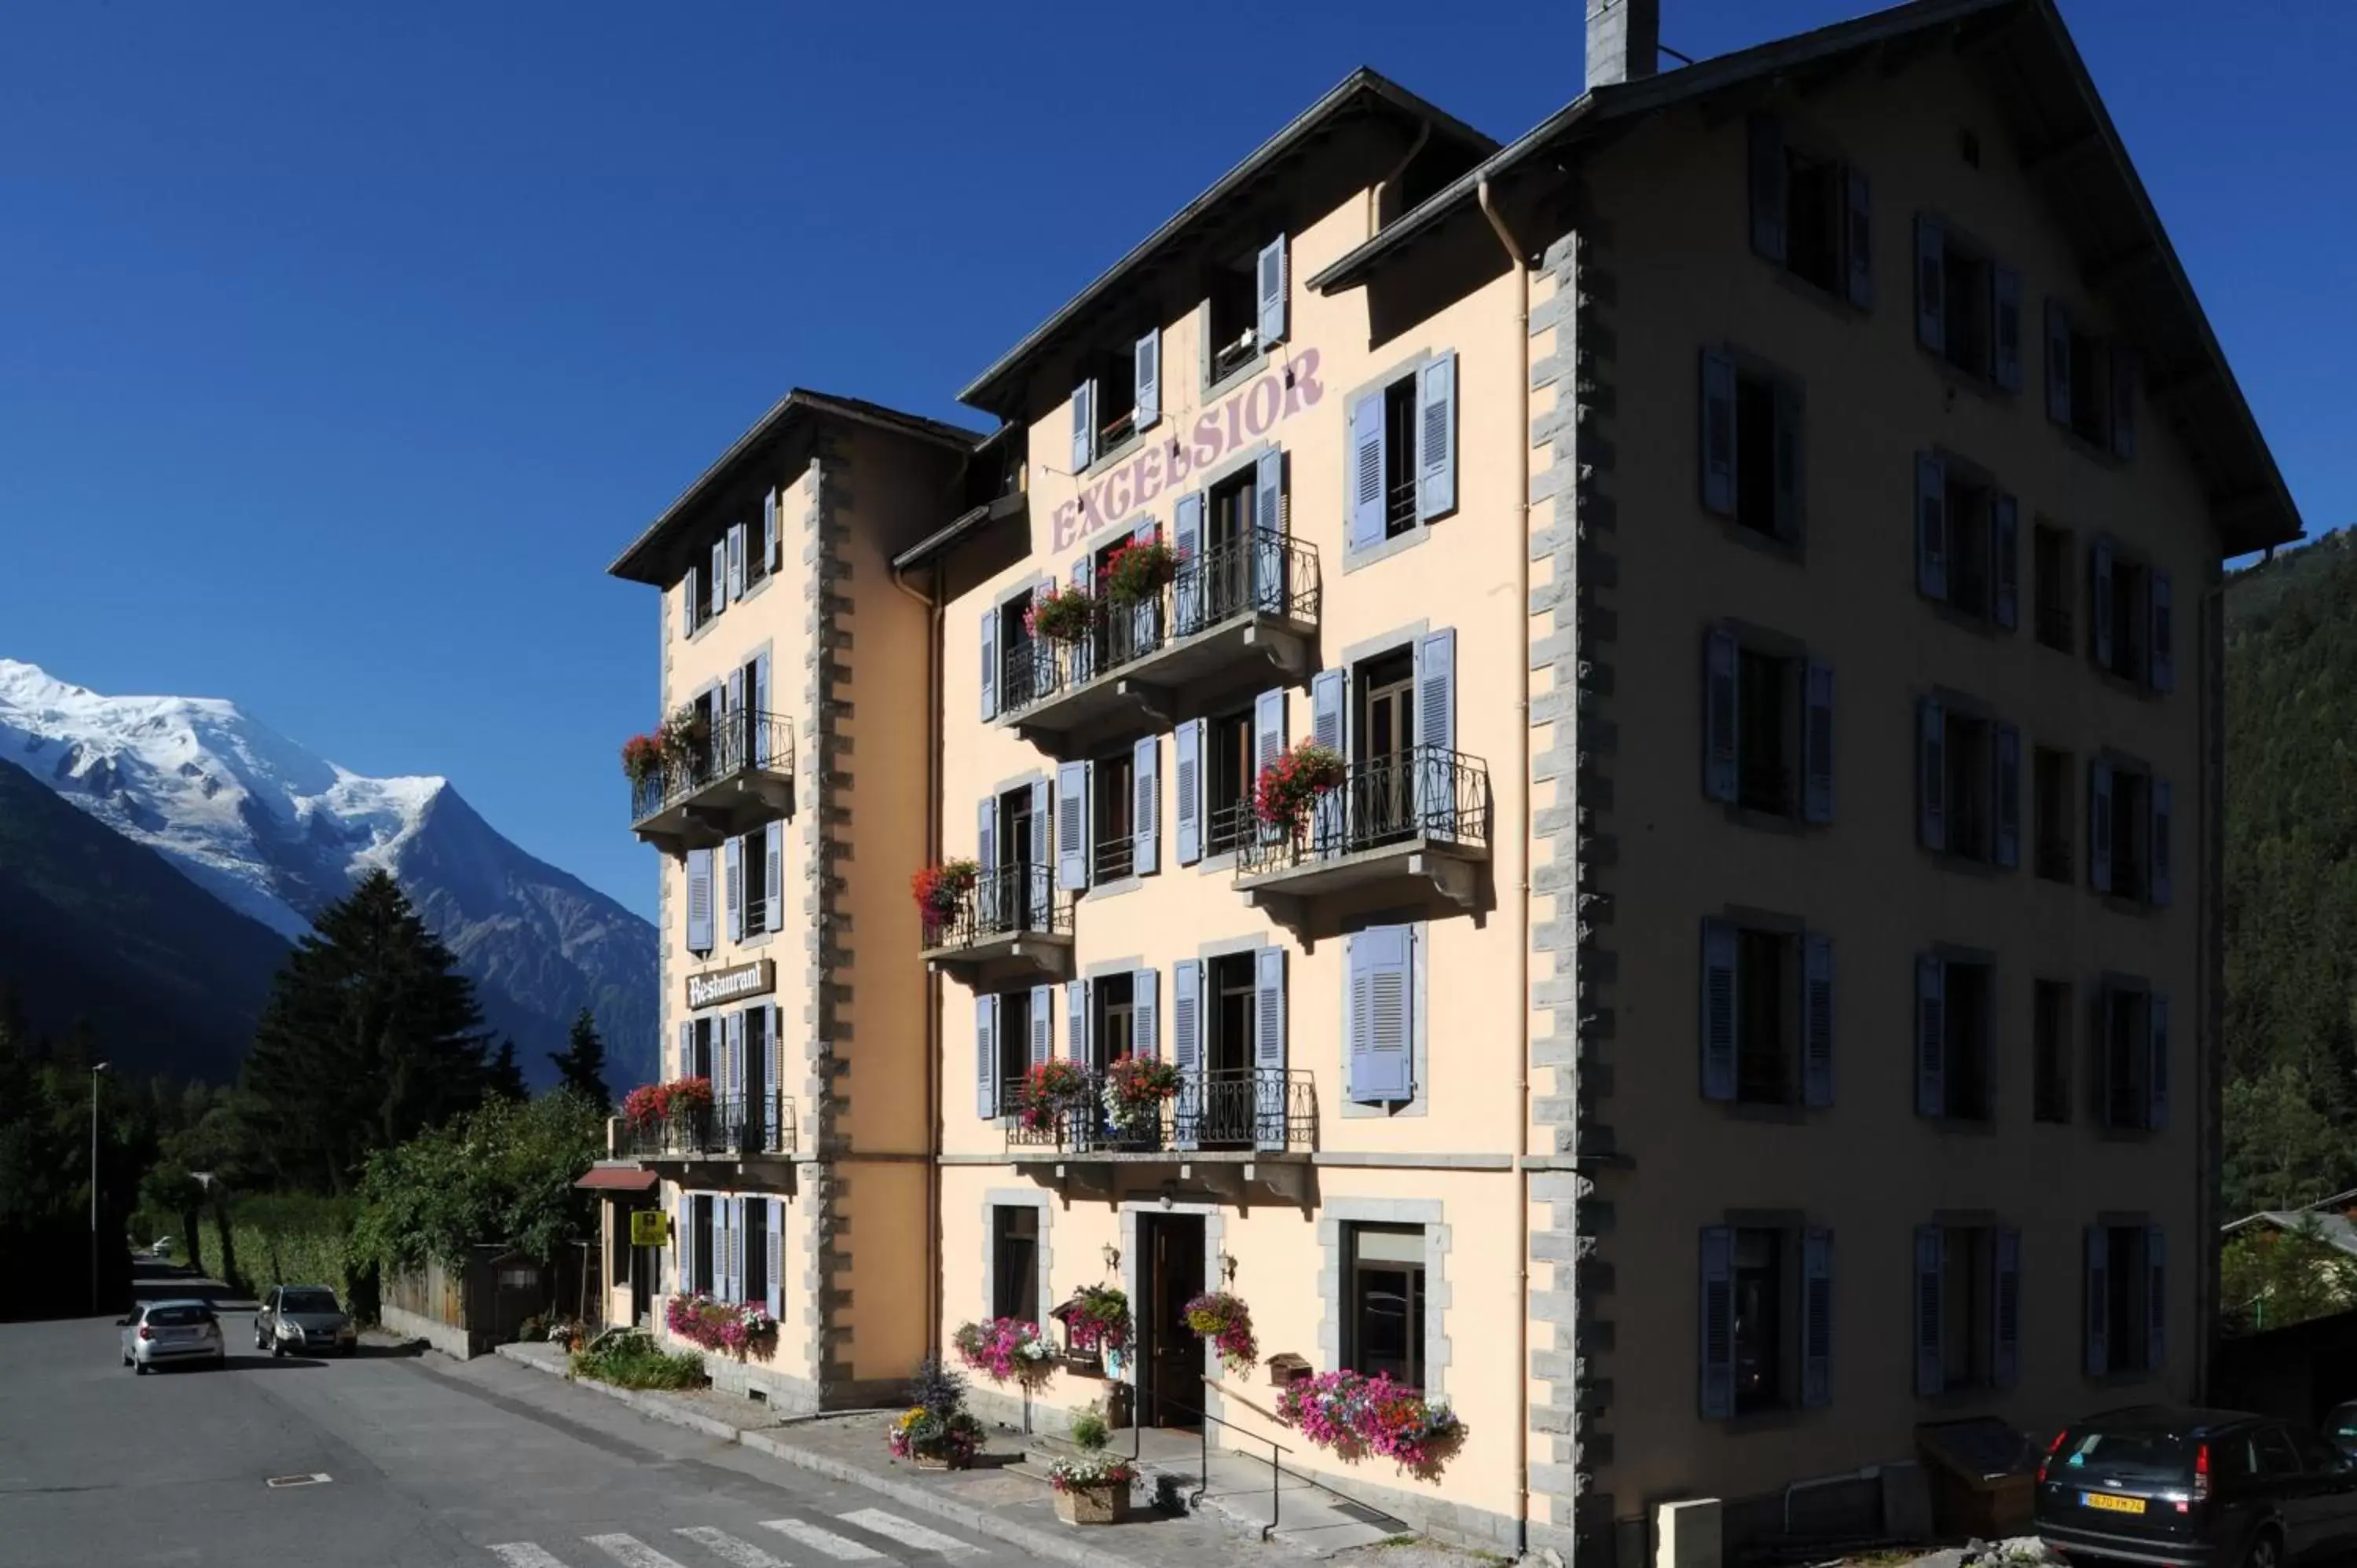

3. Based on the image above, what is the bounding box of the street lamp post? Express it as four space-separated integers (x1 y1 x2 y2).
90 1061 110 1315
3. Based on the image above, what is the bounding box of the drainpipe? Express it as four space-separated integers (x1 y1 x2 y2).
1477 175 1535 1558
1369 119 1432 240
890 556 946 1357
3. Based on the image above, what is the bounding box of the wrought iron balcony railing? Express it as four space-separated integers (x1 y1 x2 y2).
921 863 1069 954
615 1091 796 1160
1234 744 1491 879
1005 1068 1315 1155
628 707 794 828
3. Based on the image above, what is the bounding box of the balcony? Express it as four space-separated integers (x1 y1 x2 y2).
1006 1068 1315 1202
999 527 1319 753
1236 745 1490 916
919 863 1073 986
614 1091 797 1164
631 708 794 852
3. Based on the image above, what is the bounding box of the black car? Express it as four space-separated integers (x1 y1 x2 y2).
2036 1405 2357 1568
2326 1402 2357 1461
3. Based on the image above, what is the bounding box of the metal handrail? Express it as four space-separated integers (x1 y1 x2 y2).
629 707 794 823
1005 1068 1315 1154
1235 743 1491 878
1127 1386 1292 1537
921 863 1067 951
615 1091 795 1159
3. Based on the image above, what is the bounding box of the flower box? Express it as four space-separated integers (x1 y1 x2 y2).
951 1317 1054 1385
1255 742 1347 833
1051 1477 1133 1525
911 859 978 928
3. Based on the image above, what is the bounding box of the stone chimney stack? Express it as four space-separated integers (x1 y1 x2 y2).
1585 0 1661 90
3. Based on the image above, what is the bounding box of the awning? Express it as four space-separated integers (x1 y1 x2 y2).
575 1166 658 1192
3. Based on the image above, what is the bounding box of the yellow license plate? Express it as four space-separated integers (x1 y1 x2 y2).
2083 1492 2147 1515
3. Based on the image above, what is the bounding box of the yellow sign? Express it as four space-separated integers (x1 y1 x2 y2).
630 1211 672 1248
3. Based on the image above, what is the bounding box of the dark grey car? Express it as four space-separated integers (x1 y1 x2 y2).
255 1284 357 1357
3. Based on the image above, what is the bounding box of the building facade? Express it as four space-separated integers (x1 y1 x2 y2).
596 0 2299 1559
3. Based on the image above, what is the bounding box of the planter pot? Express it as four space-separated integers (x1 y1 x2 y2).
911 1452 971 1471
1054 1481 1132 1525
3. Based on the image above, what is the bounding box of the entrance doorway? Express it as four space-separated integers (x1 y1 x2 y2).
1138 1214 1206 1428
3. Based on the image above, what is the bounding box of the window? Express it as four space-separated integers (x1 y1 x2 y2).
689 1016 714 1080
1916 216 2018 387
1701 1225 1830 1418
743 1200 768 1309
1356 647 1418 839
2035 980 2073 1124
2108 768 2148 900
1941 244 1992 379
999 988 1033 1112
1705 628 1833 825
1091 747 1136 883
998 593 1040 712
2091 542 2172 691
1748 115 1871 307
1092 973 1135 1072
2088 1223 2164 1375
1346 1225 1425 1388
1207 255 1261 381
741 829 767 935
1207 953 1255 1077
1347 353 1461 551
2100 982 2168 1132
1941 1227 1994 1390
1205 709 1254 855
691 1194 715 1295
1915 1224 2019 1396
1699 351 1804 544
1944 709 1991 862
1701 919 1832 1109
1380 378 1418 537
2047 299 2136 459
992 1207 1039 1324
2091 756 2172 907
1736 928 1794 1105
2035 746 2073 882
1917 697 2019 868
2035 523 2074 650
1092 347 1139 456
1917 955 1992 1122
1732 1228 1785 1414
1915 456 2017 627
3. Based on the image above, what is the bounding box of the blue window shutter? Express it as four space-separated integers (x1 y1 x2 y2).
1133 968 1158 1061
2091 540 2116 668
762 489 778 574
711 540 727 620
2085 1225 2110 1377
1030 778 1050 853
1173 489 1205 636
1056 760 1089 892
764 820 784 934
1844 167 1872 309
1916 452 1948 601
1802 1228 1833 1409
1030 985 1052 1068
1130 518 1157 650
1133 734 1159 877
977 795 997 877
676 1020 691 1082
1415 351 1457 522
2046 298 2073 424
1348 389 1388 548
980 606 999 721
2149 993 2171 1132
1172 960 1200 1150
1135 328 1161 430
2152 777 2173 908
1700 918 1736 1103
1919 697 1946 852
2112 345 2139 460
1699 1227 1735 1420
1916 954 1947 1117
1255 944 1289 1148
765 1199 783 1320
1915 214 1945 355
727 523 746 601
1704 627 1738 804
1417 626 1456 753
1803 932 1834 1108
1310 669 1346 852
2146 1227 2168 1371
1067 980 1089 1066
1915 1225 1945 1397
1255 687 1285 813
1803 659 1835 824
1175 719 1204 866
976 996 998 1119
1994 1226 2022 1390
722 1009 741 1111
1699 350 1736 518
686 848 713 952
1349 927 1412 1105
684 565 701 632
1747 114 1787 263
1993 493 2020 630
724 833 744 943
2089 759 2114 895
752 654 772 764
1772 379 1803 542
2150 571 2175 693
725 670 746 765
1994 266 2023 392
1256 234 1288 346
1995 723 2022 870
674 1192 691 1292
1253 450 1284 614
1072 379 1094 473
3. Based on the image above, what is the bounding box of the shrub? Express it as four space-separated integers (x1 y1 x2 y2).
1069 1405 1110 1452
573 1334 706 1390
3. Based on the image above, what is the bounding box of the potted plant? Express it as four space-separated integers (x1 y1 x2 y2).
1275 1367 1465 1476
662 1075 714 1134
951 1317 1055 1386
664 1291 778 1355
1047 1406 1137 1526
885 1357 984 1470
621 733 666 789
911 859 979 931
1100 530 1178 605
1019 1059 1091 1132
658 705 709 769
1254 741 1347 836
1057 1284 1131 1360
1182 1291 1259 1376
1025 582 1097 644
1103 1054 1181 1145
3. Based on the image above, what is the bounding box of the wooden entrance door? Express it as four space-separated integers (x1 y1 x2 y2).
1140 1214 1205 1428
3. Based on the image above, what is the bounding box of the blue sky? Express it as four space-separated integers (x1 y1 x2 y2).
1 0 2344 921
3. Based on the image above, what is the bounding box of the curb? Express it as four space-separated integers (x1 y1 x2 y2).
491 1345 1164 1568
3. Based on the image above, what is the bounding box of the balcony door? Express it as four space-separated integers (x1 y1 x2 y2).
1203 954 1255 1149
1356 650 1417 846
997 786 1036 932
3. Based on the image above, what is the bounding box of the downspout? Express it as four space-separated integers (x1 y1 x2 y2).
1369 119 1433 240
1477 176 1535 1558
890 557 945 1358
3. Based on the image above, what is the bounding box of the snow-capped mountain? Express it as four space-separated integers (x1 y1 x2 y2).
0 658 654 1086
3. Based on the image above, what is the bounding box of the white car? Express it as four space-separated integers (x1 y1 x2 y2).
119 1299 225 1373
148 1236 174 1258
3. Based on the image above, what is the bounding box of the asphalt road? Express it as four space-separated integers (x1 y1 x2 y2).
1 1269 1024 1568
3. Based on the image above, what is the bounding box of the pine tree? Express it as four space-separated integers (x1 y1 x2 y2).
487 1040 529 1102
548 1006 611 1113
240 870 493 1192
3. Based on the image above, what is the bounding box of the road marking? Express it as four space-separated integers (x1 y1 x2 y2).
585 1535 692 1568
264 1472 333 1489
673 1527 792 1567
488 1548 571 1568
836 1511 978 1555
759 1516 888 1559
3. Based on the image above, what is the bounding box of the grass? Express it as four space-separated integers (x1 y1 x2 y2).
570 1334 707 1390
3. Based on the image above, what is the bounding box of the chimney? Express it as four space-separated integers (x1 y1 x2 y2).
1585 0 1661 90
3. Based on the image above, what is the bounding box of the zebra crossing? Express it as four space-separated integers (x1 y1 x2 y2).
486 1508 984 1566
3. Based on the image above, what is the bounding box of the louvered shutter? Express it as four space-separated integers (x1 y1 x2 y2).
1994 1226 2023 1390
1175 719 1204 866
1916 954 1947 1118
1354 929 1410 1104
2084 1226 2110 1377
1255 945 1288 1149
676 1192 691 1294
1253 449 1285 613
762 489 779 573
972 795 997 936
765 1198 784 1319
1915 452 1948 601
1171 489 1206 638
1071 379 1094 473
1915 1225 1945 1397
2091 540 2115 669
1772 379 1803 541
751 654 772 764
1699 919 1737 1103
2089 760 2114 895
1254 687 1285 844
1915 214 1946 355
1030 985 1053 1069
676 1020 691 1083
727 523 746 601
1844 167 1872 308
711 540 727 619
722 1011 742 1130
1699 350 1736 518
1803 932 1834 1108
1699 1227 1735 1420
2149 993 2171 1132
1417 628 1456 835
1993 493 2020 630
2152 777 2173 908
1704 627 1738 804
1994 265 2023 392
980 606 999 721
2146 1227 2168 1371
1255 235 1288 346
686 848 713 952
1348 389 1388 548
1133 968 1158 1061
2046 298 2073 424
684 565 701 633
1030 777 1051 866
1135 328 1161 430
1132 735 1158 876
2111 345 2139 460
1067 980 1088 1065
724 669 745 767
1415 351 1457 522
1056 760 1089 892
1310 669 1346 853
1172 960 1200 1151
1803 659 1835 824
1131 518 1158 651
1995 723 2022 869
1802 1229 1833 1409
724 833 744 943
1747 114 1787 263
764 819 784 934
1069 558 1094 684
976 995 998 1119
1918 698 1946 852
2150 571 2175 693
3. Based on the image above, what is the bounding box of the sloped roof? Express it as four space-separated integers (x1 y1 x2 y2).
2224 1211 2357 1257
1307 0 2300 557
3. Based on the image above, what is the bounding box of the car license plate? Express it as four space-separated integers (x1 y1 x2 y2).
2083 1492 2147 1515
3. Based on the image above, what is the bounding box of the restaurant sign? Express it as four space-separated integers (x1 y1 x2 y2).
685 958 775 1009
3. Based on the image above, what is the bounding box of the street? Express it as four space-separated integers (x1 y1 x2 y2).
0 1271 1022 1568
